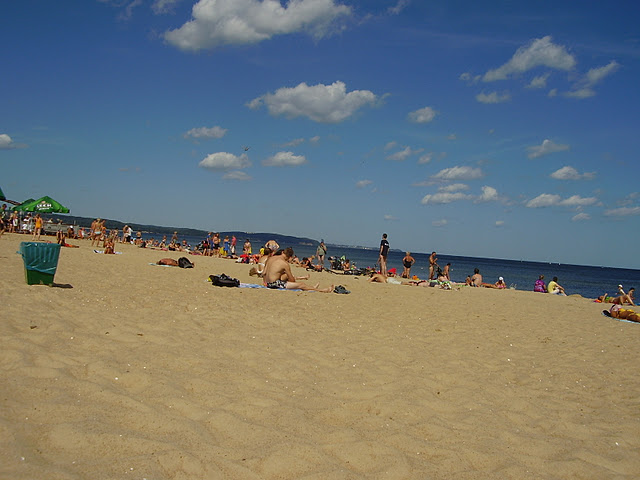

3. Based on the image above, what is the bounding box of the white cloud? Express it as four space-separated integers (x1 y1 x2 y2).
408 106 437 123
572 213 591 221
432 166 483 181
604 206 640 217
459 72 481 84
0 133 26 150
247 81 378 123
0 134 15 149
387 0 409 15
617 192 640 207
559 195 598 207
526 193 598 208
281 138 305 147
432 219 448 227
527 73 550 89
526 193 561 208
107 0 143 21
152 0 181 14
183 125 227 140
483 36 576 81
417 152 433 164
477 185 499 202
421 192 473 205
386 146 423 161
223 170 252 181
550 166 596 180
447 133 457 140
263 151 307 167
527 139 569 159
439 183 469 193
476 91 511 104
548 88 558 97
384 214 397 221
566 60 620 99
495 220 505 227
165 0 351 52
565 88 595 99
199 152 251 170
586 60 620 85
309 135 320 144
356 179 373 188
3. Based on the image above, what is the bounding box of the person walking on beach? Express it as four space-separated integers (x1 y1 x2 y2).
0 204 7 236
316 240 327 268
32 213 43 241
0 204 7 237
379 233 389 276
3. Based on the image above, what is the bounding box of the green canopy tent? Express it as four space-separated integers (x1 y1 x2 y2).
12 198 35 210
0 187 21 206
12 196 70 213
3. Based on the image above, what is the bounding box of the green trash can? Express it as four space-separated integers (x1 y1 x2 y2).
19 242 61 285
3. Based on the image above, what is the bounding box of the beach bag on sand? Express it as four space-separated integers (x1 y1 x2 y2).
178 257 194 268
209 273 240 287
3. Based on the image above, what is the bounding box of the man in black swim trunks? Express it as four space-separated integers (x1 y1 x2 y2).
262 247 334 292
379 233 389 276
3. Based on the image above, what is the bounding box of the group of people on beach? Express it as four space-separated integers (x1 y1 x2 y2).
3 212 637 311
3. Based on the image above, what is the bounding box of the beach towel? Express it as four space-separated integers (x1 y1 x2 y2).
236 282 302 292
94 250 122 254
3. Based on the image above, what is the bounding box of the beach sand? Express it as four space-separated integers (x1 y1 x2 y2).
1 233 639 479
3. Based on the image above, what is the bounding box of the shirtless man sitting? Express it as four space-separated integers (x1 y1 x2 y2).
262 247 333 292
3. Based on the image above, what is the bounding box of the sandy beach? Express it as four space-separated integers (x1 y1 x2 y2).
1 233 639 480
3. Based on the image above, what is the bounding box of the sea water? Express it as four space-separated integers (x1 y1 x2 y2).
147 233 639 300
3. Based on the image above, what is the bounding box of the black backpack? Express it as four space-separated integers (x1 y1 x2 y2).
178 257 194 268
209 273 240 287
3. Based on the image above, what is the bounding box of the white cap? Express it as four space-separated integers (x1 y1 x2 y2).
499 277 504 281
618 284 623 288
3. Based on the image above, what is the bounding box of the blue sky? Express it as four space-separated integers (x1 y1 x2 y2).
2 0 639 268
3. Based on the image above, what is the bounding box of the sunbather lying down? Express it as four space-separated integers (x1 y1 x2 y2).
605 305 640 322
157 258 195 268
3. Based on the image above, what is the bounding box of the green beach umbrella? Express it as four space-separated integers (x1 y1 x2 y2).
0 187 21 205
13 196 70 213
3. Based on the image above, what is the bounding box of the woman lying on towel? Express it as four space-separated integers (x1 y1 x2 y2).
605 304 640 323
